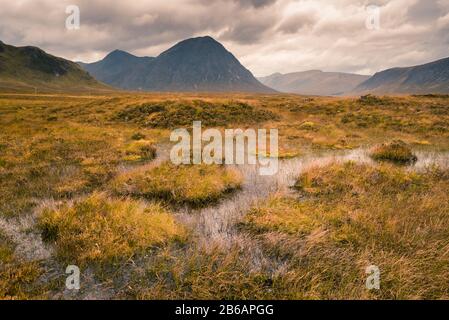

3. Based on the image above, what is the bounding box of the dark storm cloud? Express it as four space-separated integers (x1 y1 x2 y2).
0 0 447 76
235 0 278 8
205 0 278 9
406 0 445 24
219 10 279 44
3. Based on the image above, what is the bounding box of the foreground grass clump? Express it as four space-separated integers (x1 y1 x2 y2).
242 162 449 299
370 140 417 163
111 162 242 206
0 232 45 299
37 193 186 265
115 100 277 128
122 140 157 162
358 94 393 105
0 261 44 300
125 246 275 300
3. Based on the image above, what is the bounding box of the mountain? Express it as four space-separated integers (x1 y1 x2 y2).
0 40 110 93
79 36 274 93
77 50 155 90
258 70 370 96
353 57 449 95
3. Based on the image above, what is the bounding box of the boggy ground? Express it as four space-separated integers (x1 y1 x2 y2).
0 92 448 299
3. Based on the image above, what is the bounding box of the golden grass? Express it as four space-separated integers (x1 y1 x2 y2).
122 140 157 162
37 192 187 265
370 140 418 163
0 261 44 300
242 162 449 299
0 232 45 300
125 246 275 300
0 92 448 299
244 197 318 235
111 162 243 206
114 100 277 128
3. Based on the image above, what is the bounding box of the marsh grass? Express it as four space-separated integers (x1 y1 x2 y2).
110 162 243 207
370 140 418 164
241 162 449 299
125 245 275 300
37 192 187 266
0 92 448 299
122 140 157 162
0 231 45 299
114 100 278 128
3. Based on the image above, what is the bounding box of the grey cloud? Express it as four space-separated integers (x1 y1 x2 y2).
406 0 445 24
235 0 278 8
219 15 278 44
0 0 447 76
205 0 278 9
277 12 318 34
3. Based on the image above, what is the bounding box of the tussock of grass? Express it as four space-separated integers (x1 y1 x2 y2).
37 192 186 265
122 140 156 162
243 197 317 235
131 132 146 140
0 232 45 300
111 162 243 206
298 121 318 131
0 261 44 300
370 140 417 163
115 100 277 128
253 146 301 159
243 162 449 299
294 160 424 197
358 94 393 105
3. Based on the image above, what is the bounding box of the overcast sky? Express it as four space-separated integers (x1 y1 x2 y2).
0 0 448 76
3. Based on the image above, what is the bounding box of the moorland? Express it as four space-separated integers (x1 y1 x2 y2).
0 92 448 299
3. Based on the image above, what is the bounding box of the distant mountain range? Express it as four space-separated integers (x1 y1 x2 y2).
1 36 448 95
79 36 274 93
0 41 109 93
260 57 449 96
258 70 370 96
352 57 449 95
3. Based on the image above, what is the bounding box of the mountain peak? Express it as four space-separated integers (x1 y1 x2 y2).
80 36 274 93
105 49 136 60
182 35 218 44
159 35 225 58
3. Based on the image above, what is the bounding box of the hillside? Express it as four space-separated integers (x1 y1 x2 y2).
0 40 110 93
353 57 449 94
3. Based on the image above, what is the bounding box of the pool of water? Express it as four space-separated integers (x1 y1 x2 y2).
175 148 449 251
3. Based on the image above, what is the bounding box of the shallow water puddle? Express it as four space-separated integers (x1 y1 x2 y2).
175 148 449 250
